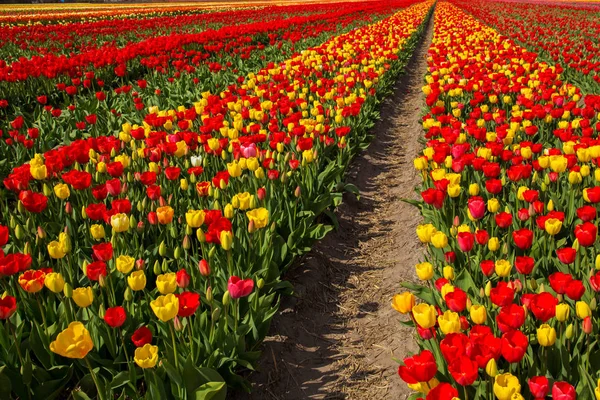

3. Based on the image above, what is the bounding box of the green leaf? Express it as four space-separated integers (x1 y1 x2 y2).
193 382 226 400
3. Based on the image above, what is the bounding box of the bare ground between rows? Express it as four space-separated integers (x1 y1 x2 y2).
231 13 433 400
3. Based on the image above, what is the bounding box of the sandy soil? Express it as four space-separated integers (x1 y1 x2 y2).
232 11 434 400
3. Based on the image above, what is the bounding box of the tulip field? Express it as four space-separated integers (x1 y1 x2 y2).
2 0 600 398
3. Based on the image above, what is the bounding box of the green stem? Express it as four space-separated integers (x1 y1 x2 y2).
84 358 107 400
169 322 179 370
36 296 48 336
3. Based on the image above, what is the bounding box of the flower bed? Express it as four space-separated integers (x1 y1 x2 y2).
0 1 432 398
394 2 600 399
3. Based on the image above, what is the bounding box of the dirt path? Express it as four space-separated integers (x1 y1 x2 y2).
234 11 434 400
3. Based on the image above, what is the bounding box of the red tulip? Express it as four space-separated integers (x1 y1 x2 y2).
583 316 593 334
131 326 152 347
475 229 489 245
574 222 597 247
529 292 558 322
457 232 474 252
440 333 469 362
448 356 478 386
496 304 525 333
468 196 485 219
501 329 528 363
552 381 576 400
512 228 533 249
495 212 513 229
0 295 17 319
514 256 535 274
565 280 585 301
480 260 494 277
0 225 8 246
577 205 596 221
104 306 127 328
445 288 467 312
227 276 254 299
86 261 107 281
549 272 572 294
176 292 200 317
421 188 445 209
556 248 577 264
425 382 458 400
397 350 437 384
92 242 113 261
490 281 515 307
18 190 48 213
529 376 549 399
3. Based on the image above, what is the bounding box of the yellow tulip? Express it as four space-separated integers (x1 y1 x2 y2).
430 231 448 249
416 224 436 243
90 224 105 240
494 373 521 400
47 241 66 259
156 273 177 294
555 303 570 322
128 271 147 291
150 293 179 322
72 287 94 308
415 262 434 280
537 324 556 347
470 304 487 324
494 260 512 277
544 218 562 236
116 255 135 274
44 272 65 293
50 322 93 359
185 210 205 228
576 301 592 319
412 303 436 329
391 292 415 314
134 344 159 369
437 310 460 335
246 207 269 229
111 213 129 233
485 359 498 377
53 184 70 200
227 162 242 178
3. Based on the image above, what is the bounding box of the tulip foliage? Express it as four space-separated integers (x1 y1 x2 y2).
394 2 600 399
0 1 432 398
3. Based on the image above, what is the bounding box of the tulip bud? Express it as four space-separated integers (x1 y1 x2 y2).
257 187 266 201
65 202 72 214
485 281 491 297
159 241 167 257
98 304 106 319
220 231 233 250
17 201 25 214
182 235 191 250
592 298 597 311
153 260 161 275
174 246 182 260
185 225 193 236
173 316 183 332
63 282 73 298
485 359 498 377
129 215 137 229
212 200 221 211
208 246 216 259
249 195 257 209
596 254 600 270
161 259 169 273
212 307 221 321
294 186 301 198
124 287 133 301
479 288 485 298
257 278 265 290
196 229 205 243
530 278 538 291
23 242 31 255
81 206 88 219
9 216 16 229
248 219 256 234
224 204 234 219
565 323 574 339
14 225 23 240
206 286 213 303
583 316 593 334
98 274 106 288
37 226 46 239
222 291 231 306
136 259 145 270
199 259 210 277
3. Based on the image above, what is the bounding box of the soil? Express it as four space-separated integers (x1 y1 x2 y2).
232 11 434 400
